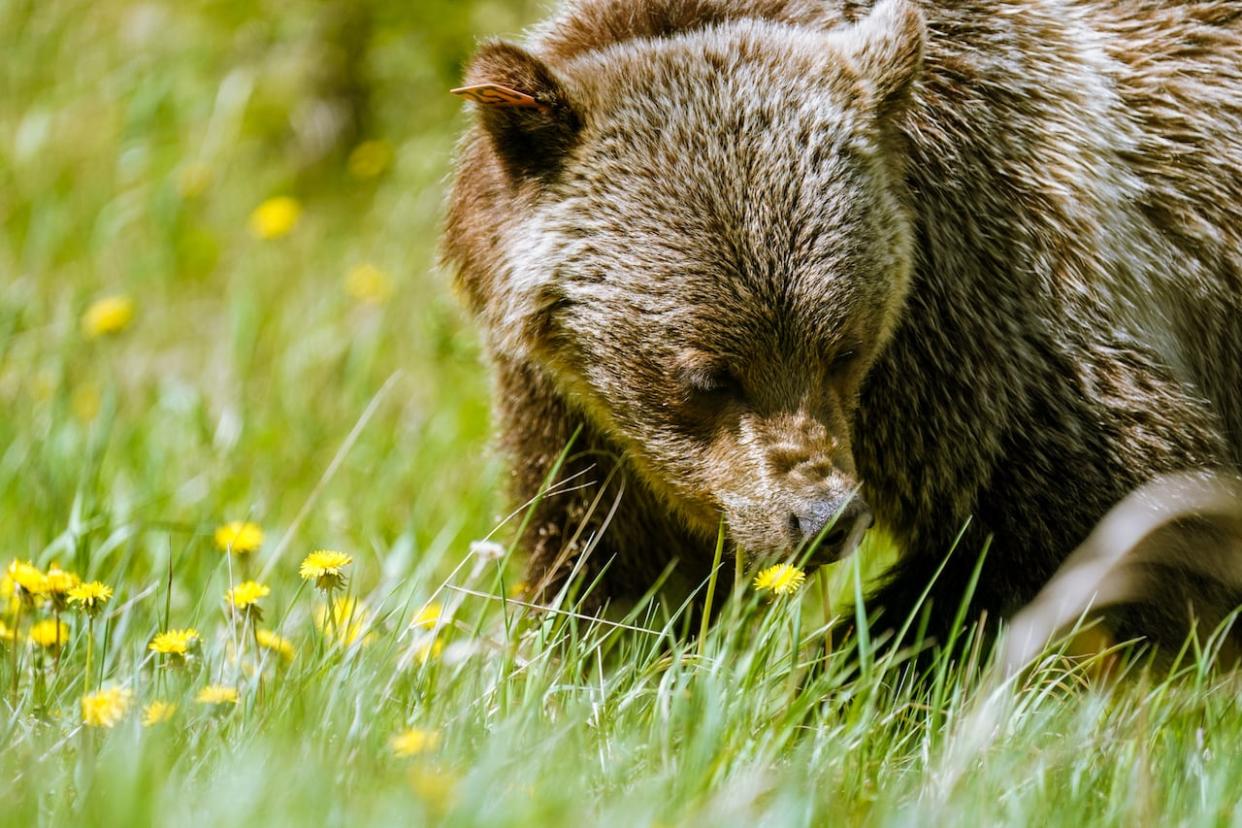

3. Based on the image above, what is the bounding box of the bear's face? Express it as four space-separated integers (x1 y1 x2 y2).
449 2 925 561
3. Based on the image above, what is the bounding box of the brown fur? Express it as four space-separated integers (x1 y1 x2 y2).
444 0 1242 645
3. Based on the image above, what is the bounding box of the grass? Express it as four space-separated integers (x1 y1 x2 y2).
2 1 1241 825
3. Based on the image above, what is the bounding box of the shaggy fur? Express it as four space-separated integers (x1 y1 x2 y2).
444 0 1242 644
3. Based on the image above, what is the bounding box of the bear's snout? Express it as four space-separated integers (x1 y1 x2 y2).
787 495 873 562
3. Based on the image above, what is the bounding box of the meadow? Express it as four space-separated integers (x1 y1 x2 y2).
3 1 1242 825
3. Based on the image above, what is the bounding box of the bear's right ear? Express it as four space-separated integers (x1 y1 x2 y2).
828 0 925 120
454 42 581 182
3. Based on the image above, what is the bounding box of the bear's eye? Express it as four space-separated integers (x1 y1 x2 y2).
681 363 744 404
827 345 861 378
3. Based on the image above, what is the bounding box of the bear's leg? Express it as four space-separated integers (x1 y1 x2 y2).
492 355 716 613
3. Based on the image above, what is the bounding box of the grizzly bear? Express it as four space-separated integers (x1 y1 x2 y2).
443 0 1242 646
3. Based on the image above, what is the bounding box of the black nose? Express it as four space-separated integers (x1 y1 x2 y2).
787 496 873 558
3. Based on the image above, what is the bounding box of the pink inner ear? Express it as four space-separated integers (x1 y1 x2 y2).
451 83 547 111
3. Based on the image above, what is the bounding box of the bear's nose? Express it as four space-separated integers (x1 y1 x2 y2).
787 496 873 560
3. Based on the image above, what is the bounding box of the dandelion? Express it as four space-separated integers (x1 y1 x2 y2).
248 196 301 240
196 685 240 706
29 619 70 650
410 602 444 630
255 629 295 662
41 564 78 667
143 700 177 726
344 263 394 304
226 580 270 619
347 139 392 179
0 621 15 644
6 560 46 697
299 550 352 592
390 727 441 757
408 767 459 812
214 521 264 554
315 596 372 647
82 295 134 338
6 560 46 604
81 687 132 728
415 639 444 665
753 563 807 596
149 628 200 659
70 580 111 683
68 582 112 617
44 564 79 612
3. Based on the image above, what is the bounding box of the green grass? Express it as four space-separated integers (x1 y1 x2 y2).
3 1 1242 825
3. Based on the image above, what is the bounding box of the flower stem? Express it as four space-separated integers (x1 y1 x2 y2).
251 620 265 703
53 608 62 675
326 590 338 644
11 601 22 702
85 618 95 691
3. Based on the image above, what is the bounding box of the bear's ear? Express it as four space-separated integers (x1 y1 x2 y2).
454 42 581 182
829 0 925 118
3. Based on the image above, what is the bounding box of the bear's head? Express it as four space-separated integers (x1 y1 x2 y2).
446 0 924 563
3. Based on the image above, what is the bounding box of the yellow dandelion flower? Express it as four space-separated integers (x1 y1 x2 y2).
347 139 392 179
81 687 132 728
415 638 444 665
248 196 301 240
344 263 395 304
226 580 270 612
214 521 264 554
7 560 47 603
390 727 441 757
299 550 352 591
68 581 113 617
0 621 16 644
44 564 79 611
143 700 177 726
149 628 200 657
753 563 807 596
45 564 79 593
255 629 296 662
29 618 70 649
82 295 134 338
408 767 459 812
315 597 372 646
410 602 443 630
71 383 102 422
196 685 240 706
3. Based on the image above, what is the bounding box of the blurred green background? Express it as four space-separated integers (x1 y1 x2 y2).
1 0 547 588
